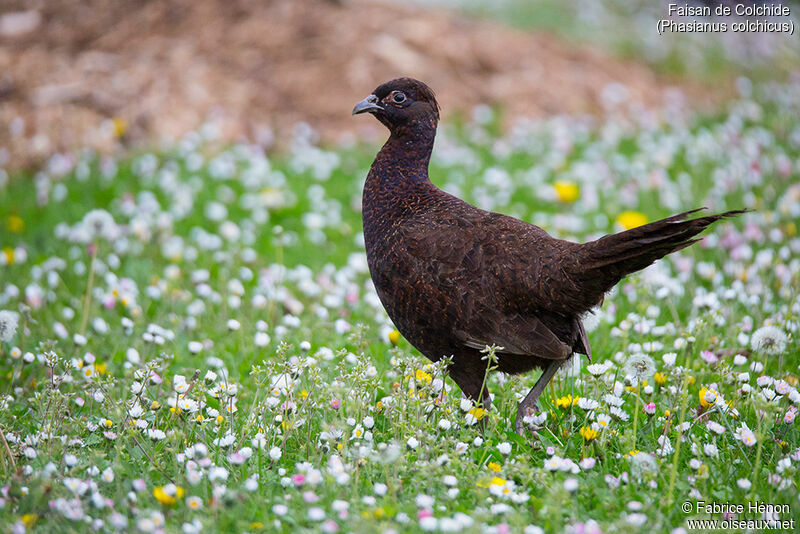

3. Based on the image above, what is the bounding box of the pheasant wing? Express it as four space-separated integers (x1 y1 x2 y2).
399 213 572 360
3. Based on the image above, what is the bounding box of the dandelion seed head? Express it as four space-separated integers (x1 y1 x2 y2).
0 310 19 342
750 325 788 355
623 353 656 381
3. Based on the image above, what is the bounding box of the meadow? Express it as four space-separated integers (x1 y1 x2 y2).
0 78 798 532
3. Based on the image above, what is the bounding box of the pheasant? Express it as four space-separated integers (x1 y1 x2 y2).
353 77 744 433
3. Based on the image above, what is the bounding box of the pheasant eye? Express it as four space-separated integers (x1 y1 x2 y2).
392 92 406 103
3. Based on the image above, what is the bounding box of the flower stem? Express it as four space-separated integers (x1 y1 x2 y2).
632 390 640 451
79 243 98 336
477 345 499 411
750 411 763 494
667 376 690 506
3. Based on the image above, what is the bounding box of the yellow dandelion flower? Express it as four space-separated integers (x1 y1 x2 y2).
250 522 264 530
112 117 128 138
699 387 718 408
487 462 502 473
2 247 14 265
21 514 37 528
490 476 506 486
554 180 580 203
654 372 666 386
556 394 579 409
153 485 184 506
468 406 486 420
7 215 24 233
95 362 108 375
388 329 401 345
415 369 432 385
579 425 599 441
153 486 175 506
300 390 309 399
616 211 648 230
215 415 224 424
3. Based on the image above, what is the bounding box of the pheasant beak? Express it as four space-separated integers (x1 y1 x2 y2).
352 94 383 115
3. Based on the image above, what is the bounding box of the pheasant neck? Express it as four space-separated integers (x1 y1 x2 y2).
369 117 437 187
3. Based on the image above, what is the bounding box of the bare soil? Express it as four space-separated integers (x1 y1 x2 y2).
0 0 722 168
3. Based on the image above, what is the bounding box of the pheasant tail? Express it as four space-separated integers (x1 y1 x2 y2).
573 208 748 308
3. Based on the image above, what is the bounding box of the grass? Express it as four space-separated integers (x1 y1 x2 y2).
0 79 799 532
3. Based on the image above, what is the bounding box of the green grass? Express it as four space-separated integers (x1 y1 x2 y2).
0 80 799 532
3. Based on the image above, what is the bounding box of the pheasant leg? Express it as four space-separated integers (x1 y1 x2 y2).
515 360 562 435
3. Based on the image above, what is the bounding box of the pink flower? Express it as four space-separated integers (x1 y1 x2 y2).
292 474 306 486
700 350 718 364
579 457 596 470
643 402 656 415
784 407 797 424
417 509 433 519
329 399 341 410
569 520 604 534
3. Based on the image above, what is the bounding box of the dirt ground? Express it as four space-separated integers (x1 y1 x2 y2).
0 0 722 168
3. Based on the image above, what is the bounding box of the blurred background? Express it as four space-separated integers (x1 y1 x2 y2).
0 0 797 168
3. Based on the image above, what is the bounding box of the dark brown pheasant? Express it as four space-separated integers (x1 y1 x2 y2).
353 78 744 433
